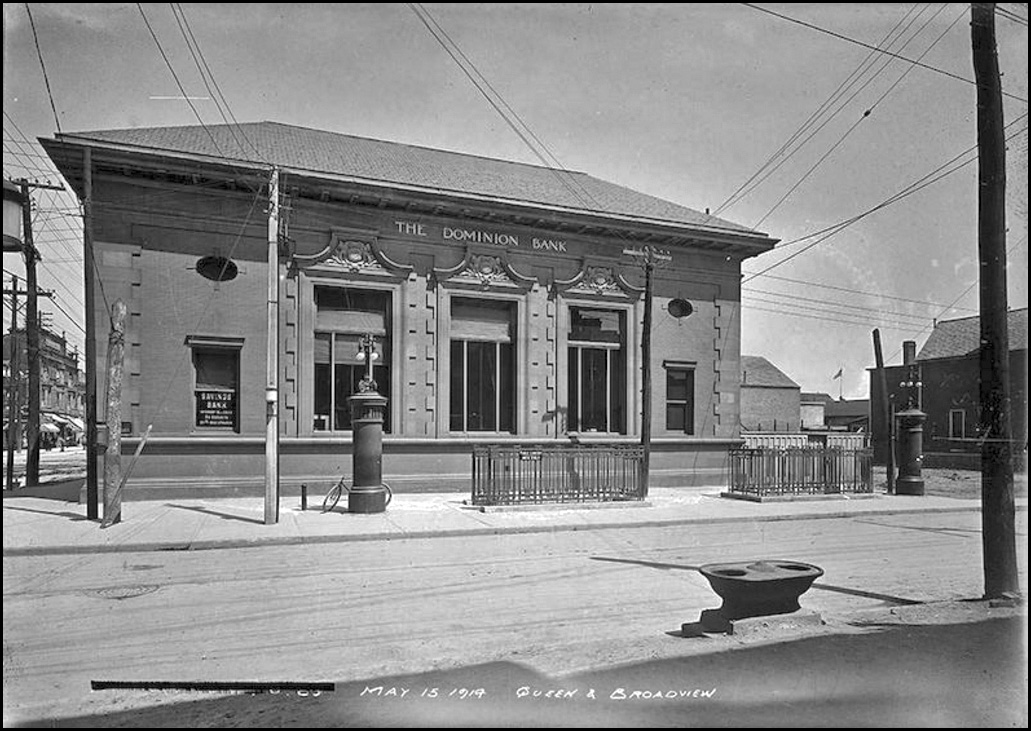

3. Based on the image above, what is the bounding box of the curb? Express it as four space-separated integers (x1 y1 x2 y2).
4 502 1015 557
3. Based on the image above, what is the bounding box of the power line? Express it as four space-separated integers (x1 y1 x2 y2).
741 3 1028 104
136 3 231 161
752 4 965 228
996 5 1028 26
24 3 62 133
885 234 1029 362
407 3 612 221
172 3 268 163
715 3 928 216
742 286 939 322
743 302 928 334
168 3 251 160
743 115 1029 282
749 272 979 312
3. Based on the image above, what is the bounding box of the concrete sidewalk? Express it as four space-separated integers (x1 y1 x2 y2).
4 484 1024 556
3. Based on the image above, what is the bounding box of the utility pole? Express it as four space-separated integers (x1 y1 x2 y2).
265 167 280 525
623 244 671 497
872 329 895 494
5 276 21 490
22 182 41 487
101 300 127 528
83 147 99 520
971 3 1019 599
4 179 61 487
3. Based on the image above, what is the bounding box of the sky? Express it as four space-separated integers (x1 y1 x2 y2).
3 2 1028 400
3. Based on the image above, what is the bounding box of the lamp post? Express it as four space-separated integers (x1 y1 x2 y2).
348 332 389 513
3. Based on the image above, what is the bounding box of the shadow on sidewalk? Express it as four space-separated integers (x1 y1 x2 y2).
165 503 265 525
15 614 1025 728
2 504 91 522
2 477 84 502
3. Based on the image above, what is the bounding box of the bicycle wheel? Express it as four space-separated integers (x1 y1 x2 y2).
382 482 394 507
321 478 347 513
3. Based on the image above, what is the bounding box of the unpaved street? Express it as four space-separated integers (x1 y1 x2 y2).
4 510 1027 727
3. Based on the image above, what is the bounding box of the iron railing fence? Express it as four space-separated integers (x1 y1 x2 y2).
728 446 873 497
471 444 645 506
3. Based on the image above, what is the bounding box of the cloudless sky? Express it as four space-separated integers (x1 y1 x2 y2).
3 3 1028 399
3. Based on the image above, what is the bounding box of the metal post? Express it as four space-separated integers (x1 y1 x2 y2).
265 167 280 525
971 2 1019 598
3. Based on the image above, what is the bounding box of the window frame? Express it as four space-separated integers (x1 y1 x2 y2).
566 305 628 435
448 295 517 434
663 362 696 435
185 335 244 434
312 285 393 434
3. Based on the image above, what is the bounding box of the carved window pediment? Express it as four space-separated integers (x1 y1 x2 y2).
554 261 643 300
292 228 413 279
433 247 536 291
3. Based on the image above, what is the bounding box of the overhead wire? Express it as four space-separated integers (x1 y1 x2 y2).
741 286 940 322
172 3 268 163
168 2 252 160
885 234 1029 362
741 3 1028 104
24 3 61 134
752 3 965 228
995 4 1028 26
715 2 929 216
742 114 1029 283
748 272 979 312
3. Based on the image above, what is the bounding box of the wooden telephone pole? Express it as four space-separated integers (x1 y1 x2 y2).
623 244 671 497
265 167 280 525
971 3 1019 599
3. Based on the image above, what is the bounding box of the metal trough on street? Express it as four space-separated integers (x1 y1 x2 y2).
690 560 824 634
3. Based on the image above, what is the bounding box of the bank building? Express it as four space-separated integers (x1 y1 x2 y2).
41 122 776 495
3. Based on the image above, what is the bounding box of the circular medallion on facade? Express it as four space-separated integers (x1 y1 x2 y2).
668 298 694 318
196 255 238 282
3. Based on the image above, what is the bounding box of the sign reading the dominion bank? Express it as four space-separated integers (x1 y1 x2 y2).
389 218 572 254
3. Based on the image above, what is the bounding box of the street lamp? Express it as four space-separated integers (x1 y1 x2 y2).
895 362 926 496
348 332 389 513
354 332 380 394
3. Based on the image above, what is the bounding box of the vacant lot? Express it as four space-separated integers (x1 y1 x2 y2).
874 466 1029 500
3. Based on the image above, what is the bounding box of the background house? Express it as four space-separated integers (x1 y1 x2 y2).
870 308 1027 469
800 392 833 429
2 327 85 448
740 355 800 432
825 398 870 432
